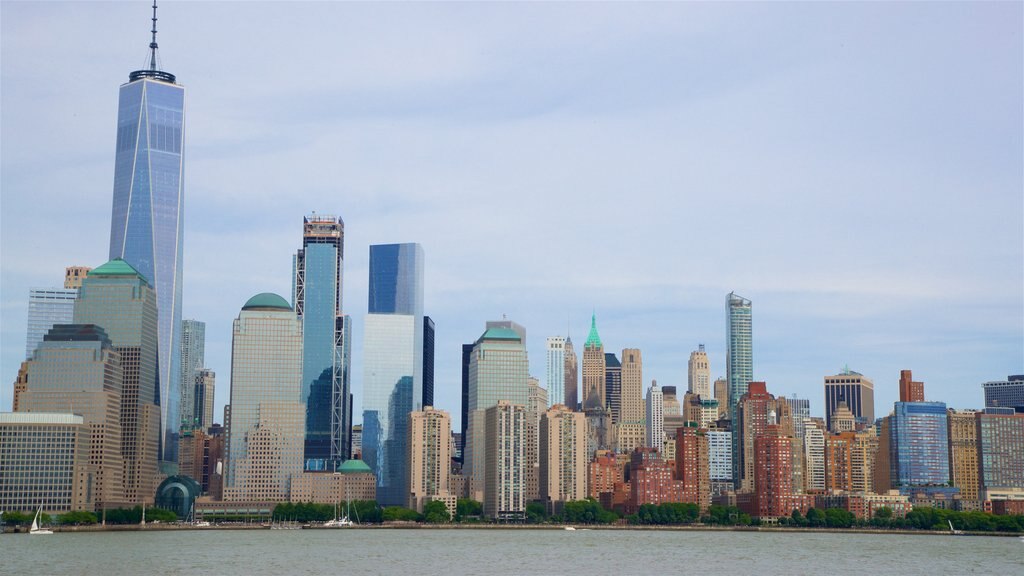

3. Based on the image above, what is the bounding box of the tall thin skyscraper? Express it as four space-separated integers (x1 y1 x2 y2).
362 243 425 505
582 314 606 411
604 353 622 422
688 345 711 399
564 336 578 410
107 5 186 464
293 214 351 465
645 381 664 452
545 336 566 409
179 319 205 431
618 348 645 453
726 292 752 485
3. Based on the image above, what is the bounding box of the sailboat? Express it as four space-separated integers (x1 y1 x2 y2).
324 501 354 527
948 519 963 535
29 507 53 535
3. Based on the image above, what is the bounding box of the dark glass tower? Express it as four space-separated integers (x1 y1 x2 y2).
107 3 185 465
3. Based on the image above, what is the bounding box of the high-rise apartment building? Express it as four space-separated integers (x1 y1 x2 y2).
726 292 752 485
889 401 949 489
804 418 826 492
107 13 186 464
223 294 305 502
465 322 529 502
627 447 683 514
898 369 925 403
850 429 878 494
484 401 527 521
564 337 579 410
546 337 566 410
179 319 205 431
688 345 711 399
408 406 453 514
618 349 645 453
525 377 546 502
947 409 980 501
539 405 588 514
646 381 664 452
0 412 93 514
676 425 711 512
707 429 733 495
362 243 424 505
293 214 351 465
18 324 125 508
752 425 804 520
736 381 774 492
73 260 160 504
824 369 875 431
981 375 1024 411
714 377 729 418
975 410 1024 497
193 369 216 430
582 314 606 411
825 432 855 492
786 397 811 439
604 353 622 423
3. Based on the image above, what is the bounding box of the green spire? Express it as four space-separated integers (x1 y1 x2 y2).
585 312 602 348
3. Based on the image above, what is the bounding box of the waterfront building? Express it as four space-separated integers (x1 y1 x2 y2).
850 429 878 494
713 378 729 418
582 314 606 411
825 432 855 492
726 292 752 485
290 460 376 504
74 260 160 504
408 407 454 515
25 286 77 360
362 243 425 505
539 405 588 514
564 337 579 410
223 294 305 502
981 375 1024 411
545 337 566 409
588 450 623 499
976 409 1024 497
464 321 529 502
646 381 664 451
804 419 826 492
824 368 875 431
751 425 808 520
899 369 925 403
618 348 645 453
626 447 683 514
605 353 622 423
947 409 981 501
294 214 351 466
0 412 92 514
179 319 205 431
107 14 187 464
676 425 711 512
889 401 949 489
736 381 774 492
688 345 711 399
484 401 527 520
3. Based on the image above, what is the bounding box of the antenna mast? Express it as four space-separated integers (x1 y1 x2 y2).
149 0 159 71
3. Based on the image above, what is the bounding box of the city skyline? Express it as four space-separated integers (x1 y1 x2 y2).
2 2 1022 430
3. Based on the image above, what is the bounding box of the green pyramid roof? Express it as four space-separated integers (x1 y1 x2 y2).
481 327 521 341
88 258 149 284
242 293 292 311
585 313 602 348
337 459 372 474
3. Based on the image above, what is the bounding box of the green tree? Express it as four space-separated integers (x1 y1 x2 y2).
805 507 825 527
382 506 421 522
525 502 547 524
824 508 854 528
59 510 98 525
455 498 482 522
1 511 32 526
422 500 451 524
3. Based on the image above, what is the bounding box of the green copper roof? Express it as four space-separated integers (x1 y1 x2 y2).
481 327 521 341
585 313 602 348
88 258 149 283
242 292 292 311
337 459 372 474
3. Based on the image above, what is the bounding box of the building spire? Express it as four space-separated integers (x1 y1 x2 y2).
129 0 176 83
149 0 159 71
585 311 602 349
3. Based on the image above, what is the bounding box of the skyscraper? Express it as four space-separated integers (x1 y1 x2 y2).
545 336 566 409
408 406 453 514
824 369 875 431
947 409 980 501
485 401 527 521
888 401 949 490
539 404 588 514
688 345 711 399
646 381 664 452
423 316 435 408
726 292 752 485
981 375 1024 411
179 319 205 431
736 381 774 492
223 293 305 502
582 314 606 411
363 243 425 505
975 409 1024 499
618 348 645 453
604 353 622 422
73 259 160 504
107 6 186 465
193 368 216 430
564 336 578 410
676 425 711 513
293 214 351 465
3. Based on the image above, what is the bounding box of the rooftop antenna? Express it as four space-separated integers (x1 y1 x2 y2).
130 0 176 83
149 0 159 71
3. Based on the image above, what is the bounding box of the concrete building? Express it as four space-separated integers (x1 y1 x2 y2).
224 293 306 502
646 381 664 452
662 386 681 417
626 447 683 514
0 412 92 514
851 429 879 494
713 378 729 418
290 459 377 505
751 425 808 520
830 401 856 434
707 429 733 495
688 345 711 399
408 406 454 515
825 432 855 492
736 381 775 492
525 377 546 502
64 266 92 289
976 409 1024 496
484 401 527 521
545 337 566 410
539 405 588 514
11 361 28 412
981 375 1024 411
618 348 645 453
804 419 826 492
564 337 579 411
676 425 711 512
899 369 925 403
588 450 623 499
824 369 875 431
177 425 224 496
947 409 980 501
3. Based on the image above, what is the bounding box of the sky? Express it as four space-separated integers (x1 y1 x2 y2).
2 1 1022 431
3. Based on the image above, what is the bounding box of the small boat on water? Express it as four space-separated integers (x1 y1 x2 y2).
563 526 576 531
29 507 52 535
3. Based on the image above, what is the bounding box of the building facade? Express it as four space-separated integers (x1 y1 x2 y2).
889 401 949 489
582 314 606 411
545 337 566 410
539 405 588 513
736 381 774 492
564 337 578 410
899 370 925 403
976 410 1024 495
179 319 205 431
824 369 875 431
676 425 711 512
484 401 527 520
726 292 752 485
646 382 664 452
618 349 645 453
408 407 453 514
688 345 711 399
947 409 980 501
982 375 1024 411
0 412 92 514
24 287 77 359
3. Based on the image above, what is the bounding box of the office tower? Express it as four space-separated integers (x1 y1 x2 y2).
484 401 527 520
423 316 435 408
582 314 606 411
64 266 92 289
18 324 125 508
889 401 949 490
898 369 925 403
824 369 875 431
688 345 711 398
408 406 453 514
736 381 774 492
362 243 425 505
646 381 664 451
676 425 711 512
294 214 351 466
0 412 92 514
223 293 305 502
545 337 566 410
753 425 800 520
707 429 733 495
25 287 77 359
618 349 645 453
179 319 205 431
604 353 622 422
830 401 856 433
194 368 216 430
946 409 980 501
107 8 186 465
726 292 752 485
525 377 546 502
564 336 578 410
539 405 588 514
460 343 473 462
465 321 529 502
981 375 1024 411
804 419 826 492
74 260 159 504
975 410 1024 498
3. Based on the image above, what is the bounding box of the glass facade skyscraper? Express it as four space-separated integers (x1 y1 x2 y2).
179 319 205 431
889 401 950 488
362 243 424 505
726 292 752 485
25 287 77 359
293 214 351 466
545 336 566 409
107 35 186 465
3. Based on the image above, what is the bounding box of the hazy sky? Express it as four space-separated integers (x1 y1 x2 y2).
2 2 1021 429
